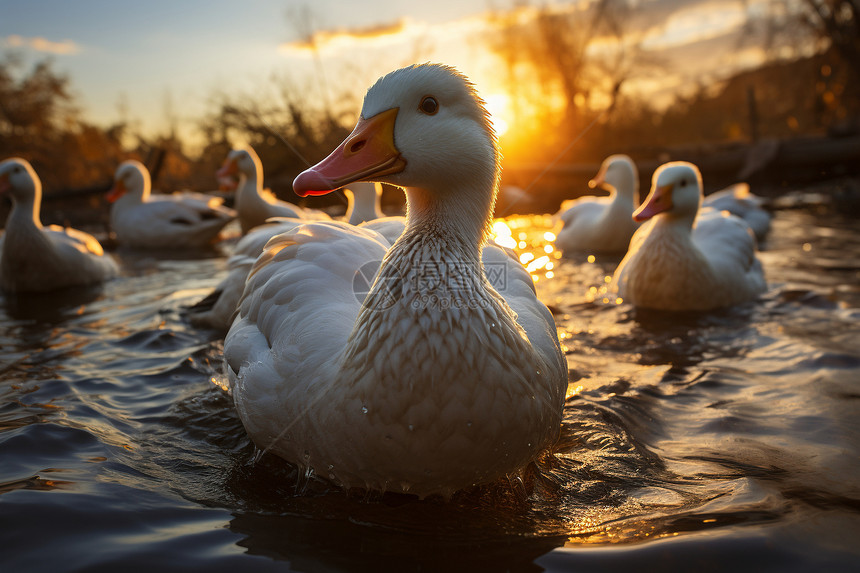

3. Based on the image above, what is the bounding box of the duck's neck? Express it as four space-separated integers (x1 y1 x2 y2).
346 187 382 225
400 177 495 259
240 165 262 199
3 192 49 276
349 174 497 326
125 182 149 205
650 209 696 241
8 190 42 230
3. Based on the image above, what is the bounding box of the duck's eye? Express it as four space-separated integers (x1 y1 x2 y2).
419 96 439 115
679 179 688 187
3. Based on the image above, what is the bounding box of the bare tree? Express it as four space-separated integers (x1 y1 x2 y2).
802 0 860 81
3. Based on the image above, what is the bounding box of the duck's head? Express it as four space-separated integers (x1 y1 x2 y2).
633 162 702 223
589 154 638 201
293 64 499 203
217 147 260 191
108 160 149 203
0 158 40 203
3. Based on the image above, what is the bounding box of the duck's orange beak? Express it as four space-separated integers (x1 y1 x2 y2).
216 159 239 191
588 174 605 190
217 158 237 179
106 179 126 203
293 107 406 197
633 183 673 222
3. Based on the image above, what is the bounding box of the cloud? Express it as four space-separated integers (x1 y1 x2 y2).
641 1 748 50
4 34 81 55
280 18 414 54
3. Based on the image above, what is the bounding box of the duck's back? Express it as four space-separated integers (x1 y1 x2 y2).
693 210 766 301
112 194 233 248
2 224 117 292
556 196 635 253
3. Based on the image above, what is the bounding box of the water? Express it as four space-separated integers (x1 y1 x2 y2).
1 193 859 572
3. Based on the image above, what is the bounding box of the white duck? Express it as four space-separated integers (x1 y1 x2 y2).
0 158 118 293
108 160 236 249
217 146 331 233
554 154 640 255
612 161 766 311
224 64 567 497
702 182 771 242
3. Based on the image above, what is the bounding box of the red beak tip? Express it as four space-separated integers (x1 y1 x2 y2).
293 169 336 197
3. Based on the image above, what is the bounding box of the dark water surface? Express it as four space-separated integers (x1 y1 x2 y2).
2 195 859 572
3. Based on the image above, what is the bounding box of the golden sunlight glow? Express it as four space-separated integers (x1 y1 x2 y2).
566 384 584 400
484 93 512 137
492 220 518 249
526 255 550 273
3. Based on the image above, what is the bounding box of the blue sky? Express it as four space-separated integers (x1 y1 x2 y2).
2 1 517 136
2 0 770 147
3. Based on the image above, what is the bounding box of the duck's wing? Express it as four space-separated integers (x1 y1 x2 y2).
224 221 391 402
44 225 118 281
173 190 230 210
359 216 406 246
556 197 607 227
115 197 234 247
703 183 771 240
167 193 237 222
297 206 333 221
693 209 766 294
189 219 305 332
481 243 565 379
46 225 105 257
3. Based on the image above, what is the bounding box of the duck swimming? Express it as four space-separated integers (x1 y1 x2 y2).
108 160 236 249
0 158 118 293
555 154 640 255
612 161 766 311
217 146 331 233
224 64 567 497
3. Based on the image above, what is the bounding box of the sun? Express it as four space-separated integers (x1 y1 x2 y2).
484 93 512 137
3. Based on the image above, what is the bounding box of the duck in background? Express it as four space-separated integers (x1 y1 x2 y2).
0 158 118 293
344 181 384 225
702 181 771 243
224 63 567 497
217 146 331 233
188 180 395 333
612 161 766 311
554 154 640 255
108 160 236 250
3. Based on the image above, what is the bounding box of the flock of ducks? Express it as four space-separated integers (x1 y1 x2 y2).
0 63 772 497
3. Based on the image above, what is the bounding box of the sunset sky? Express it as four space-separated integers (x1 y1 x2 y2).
2 0 773 146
